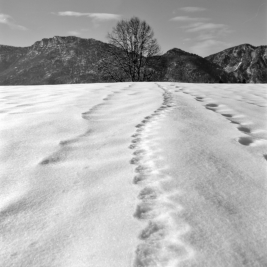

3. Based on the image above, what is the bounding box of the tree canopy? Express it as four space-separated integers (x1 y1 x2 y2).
99 17 161 82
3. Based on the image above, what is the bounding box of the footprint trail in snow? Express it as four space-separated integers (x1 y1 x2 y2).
130 85 194 266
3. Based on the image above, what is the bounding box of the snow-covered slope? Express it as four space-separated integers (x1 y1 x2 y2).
0 83 266 267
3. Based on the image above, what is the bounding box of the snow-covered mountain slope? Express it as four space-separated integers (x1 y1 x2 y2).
0 83 266 267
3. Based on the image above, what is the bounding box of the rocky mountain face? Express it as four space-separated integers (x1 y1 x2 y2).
0 36 111 85
1 36 263 85
205 44 267 83
0 46 28 74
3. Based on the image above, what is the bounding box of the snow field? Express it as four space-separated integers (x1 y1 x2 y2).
0 82 266 267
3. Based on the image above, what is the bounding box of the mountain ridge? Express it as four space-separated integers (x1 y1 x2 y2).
0 36 265 85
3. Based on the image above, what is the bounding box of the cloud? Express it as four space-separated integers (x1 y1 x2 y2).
53 11 121 22
170 16 209 22
180 7 206 12
190 39 230 56
87 13 122 22
182 22 233 43
183 22 230 33
0 13 27 30
172 9 233 57
56 11 85 17
182 22 232 56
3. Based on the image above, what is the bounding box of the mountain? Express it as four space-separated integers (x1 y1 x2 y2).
0 36 112 85
0 45 28 74
151 48 236 83
205 44 267 83
0 36 255 85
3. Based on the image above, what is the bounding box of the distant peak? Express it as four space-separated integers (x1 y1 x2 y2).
165 48 189 56
214 44 256 56
240 43 255 47
30 35 102 49
235 43 257 51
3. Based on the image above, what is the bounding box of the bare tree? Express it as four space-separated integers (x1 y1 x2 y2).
99 17 161 82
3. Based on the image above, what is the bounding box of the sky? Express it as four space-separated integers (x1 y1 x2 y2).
0 0 266 56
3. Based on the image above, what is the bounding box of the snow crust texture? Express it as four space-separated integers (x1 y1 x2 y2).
0 83 266 267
